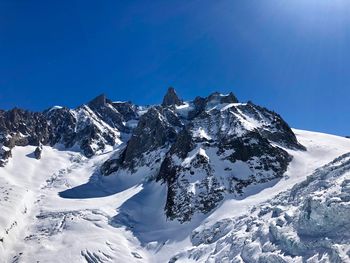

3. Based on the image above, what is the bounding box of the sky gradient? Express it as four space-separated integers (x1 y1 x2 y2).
1 0 350 135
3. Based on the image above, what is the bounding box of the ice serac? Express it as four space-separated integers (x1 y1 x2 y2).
171 153 350 262
102 89 305 222
162 87 183 107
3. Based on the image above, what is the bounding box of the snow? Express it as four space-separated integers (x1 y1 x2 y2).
0 146 10 152
204 129 350 223
0 146 148 262
126 119 139 129
192 127 212 140
1 129 350 262
173 151 350 262
153 129 350 261
181 147 209 167
49 106 63 111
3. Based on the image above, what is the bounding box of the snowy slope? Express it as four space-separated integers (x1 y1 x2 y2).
0 129 350 262
0 146 148 262
170 138 350 262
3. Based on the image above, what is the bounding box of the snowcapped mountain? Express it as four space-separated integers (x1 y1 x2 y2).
171 151 350 263
0 94 139 165
0 88 349 262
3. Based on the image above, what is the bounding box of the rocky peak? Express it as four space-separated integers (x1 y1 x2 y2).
221 92 239 104
111 101 138 122
162 87 183 107
207 91 239 104
88 94 107 109
0 93 138 166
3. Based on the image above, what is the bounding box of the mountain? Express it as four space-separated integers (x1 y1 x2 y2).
171 152 350 262
101 88 304 222
0 94 139 165
0 88 349 262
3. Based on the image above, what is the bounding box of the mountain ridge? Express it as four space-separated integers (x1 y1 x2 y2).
1 88 306 222
0 88 350 262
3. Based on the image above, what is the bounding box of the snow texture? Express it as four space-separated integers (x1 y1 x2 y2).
0 130 349 262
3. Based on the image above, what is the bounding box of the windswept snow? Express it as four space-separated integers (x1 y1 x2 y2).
1 129 350 262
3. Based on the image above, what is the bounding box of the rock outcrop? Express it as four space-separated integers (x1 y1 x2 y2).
0 97 140 166
170 153 350 262
162 87 183 107
34 143 43 160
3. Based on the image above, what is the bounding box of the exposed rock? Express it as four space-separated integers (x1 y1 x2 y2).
162 87 183 107
119 107 178 169
207 91 238 105
0 145 12 167
188 96 207 119
34 143 43 160
88 94 107 108
111 101 138 122
0 95 139 163
170 153 350 262
100 90 305 222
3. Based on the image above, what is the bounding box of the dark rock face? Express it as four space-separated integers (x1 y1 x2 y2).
44 107 76 147
220 92 239 104
188 92 239 120
238 102 305 150
207 91 238 105
0 108 51 147
102 89 305 222
0 145 11 166
154 108 294 222
162 87 183 107
117 107 180 169
34 144 43 159
0 108 51 166
111 102 138 122
0 98 139 166
88 94 107 108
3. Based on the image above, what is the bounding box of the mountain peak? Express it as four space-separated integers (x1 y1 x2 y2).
88 94 107 108
162 87 183 107
207 91 238 104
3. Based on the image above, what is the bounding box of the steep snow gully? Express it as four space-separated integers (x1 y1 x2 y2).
0 90 350 262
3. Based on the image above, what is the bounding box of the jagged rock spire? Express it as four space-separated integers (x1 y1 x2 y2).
162 87 183 107
88 94 106 108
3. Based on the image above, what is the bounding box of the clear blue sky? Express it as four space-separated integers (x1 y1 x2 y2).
1 0 350 135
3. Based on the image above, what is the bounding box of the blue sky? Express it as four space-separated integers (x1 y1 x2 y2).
1 0 350 135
